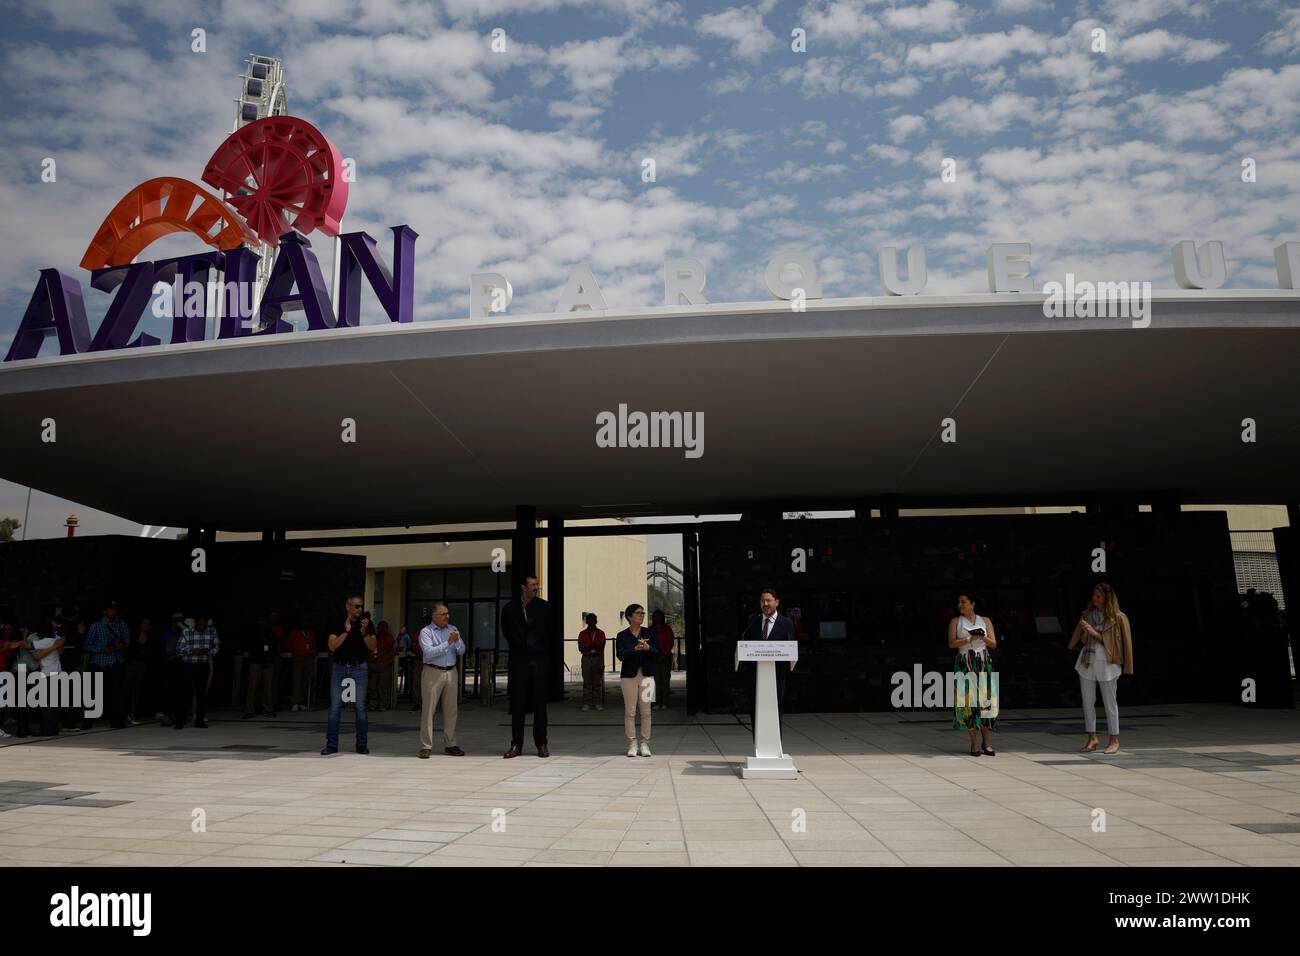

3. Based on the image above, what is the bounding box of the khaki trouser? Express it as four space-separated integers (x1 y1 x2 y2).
581 655 605 706
245 661 274 714
368 660 395 709
290 656 312 707
420 665 459 750
620 671 653 744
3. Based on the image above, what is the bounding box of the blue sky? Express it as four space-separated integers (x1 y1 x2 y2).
1 0 1298 535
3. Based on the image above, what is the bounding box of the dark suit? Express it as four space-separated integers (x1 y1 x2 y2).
500 596 551 747
740 612 795 735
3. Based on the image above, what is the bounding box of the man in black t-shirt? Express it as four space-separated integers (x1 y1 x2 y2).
322 595 376 755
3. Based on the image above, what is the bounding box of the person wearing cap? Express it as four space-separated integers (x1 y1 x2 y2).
84 600 129 729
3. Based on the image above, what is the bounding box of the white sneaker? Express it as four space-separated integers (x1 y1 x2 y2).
0 728 9 738
626 743 638 757
595 704 604 711
580 704 590 712
639 742 652 757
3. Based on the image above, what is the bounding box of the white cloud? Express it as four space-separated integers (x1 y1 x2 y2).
905 25 1045 69
1100 0 1210 29
697 6 781 59
883 0 968 34
1261 8 1300 56
929 93 1042 134
1117 28 1230 62
797 0 882 45
888 114 927 142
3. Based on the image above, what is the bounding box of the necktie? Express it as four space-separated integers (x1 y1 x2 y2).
762 616 771 639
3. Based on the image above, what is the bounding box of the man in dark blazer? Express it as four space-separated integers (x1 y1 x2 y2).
739 587 796 738
500 574 551 758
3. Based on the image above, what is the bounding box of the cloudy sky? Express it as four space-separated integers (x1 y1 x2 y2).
1 0 1298 537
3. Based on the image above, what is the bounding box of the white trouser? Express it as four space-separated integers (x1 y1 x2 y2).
1079 674 1119 736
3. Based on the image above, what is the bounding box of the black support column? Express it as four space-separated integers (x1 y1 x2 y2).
511 506 537 583
546 516 565 701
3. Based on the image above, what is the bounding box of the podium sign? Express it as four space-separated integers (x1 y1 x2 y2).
736 641 799 780
737 641 798 661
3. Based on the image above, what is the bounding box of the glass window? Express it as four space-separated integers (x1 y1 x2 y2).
407 570 442 601
472 567 499 598
445 568 471 599
472 602 496 650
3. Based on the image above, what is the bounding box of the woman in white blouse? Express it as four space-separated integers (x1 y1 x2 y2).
1068 582 1134 755
948 593 998 756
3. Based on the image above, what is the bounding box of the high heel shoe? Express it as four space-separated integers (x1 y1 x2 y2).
1080 738 1099 753
981 747 996 756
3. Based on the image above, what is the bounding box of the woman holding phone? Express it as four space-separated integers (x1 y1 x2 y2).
616 604 658 757
948 593 998 755
1068 582 1134 755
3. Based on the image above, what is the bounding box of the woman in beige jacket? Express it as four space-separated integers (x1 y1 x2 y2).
1067 582 1134 754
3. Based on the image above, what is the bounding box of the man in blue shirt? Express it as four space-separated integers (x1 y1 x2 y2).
417 603 466 758
83 601 129 728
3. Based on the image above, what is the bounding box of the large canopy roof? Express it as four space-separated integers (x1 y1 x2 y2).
2 291 1298 530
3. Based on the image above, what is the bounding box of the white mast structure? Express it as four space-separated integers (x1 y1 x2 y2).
228 55 289 320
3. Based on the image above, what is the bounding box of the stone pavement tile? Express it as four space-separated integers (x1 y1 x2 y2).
781 836 890 852
1203 844 1300 864
45 836 161 853
792 851 906 866
619 840 686 852
608 852 690 866
408 853 523 867
181 856 310 867
551 835 624 852
85 850 206 866
530 849 612 865
689 850 797 866
127 840 230 856
214 843 322 861
338 837 450 854
455 832 557 850
433 842 541 862
311 847 425 866
1098 846 1231 864
996 846 1117 865
893 849 1011 866
363 828 468 844
4 845 109 863
0 831 65 848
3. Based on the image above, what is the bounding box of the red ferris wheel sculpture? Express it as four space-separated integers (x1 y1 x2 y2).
201 115 349 246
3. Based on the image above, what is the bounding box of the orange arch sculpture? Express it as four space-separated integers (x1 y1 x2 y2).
80 177 260 270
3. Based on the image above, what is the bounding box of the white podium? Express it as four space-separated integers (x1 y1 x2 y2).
736 640 798 780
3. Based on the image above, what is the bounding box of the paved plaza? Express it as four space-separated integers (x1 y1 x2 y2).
2 687 1300 867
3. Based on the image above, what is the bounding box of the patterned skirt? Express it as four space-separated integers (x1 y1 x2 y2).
953 650 998 730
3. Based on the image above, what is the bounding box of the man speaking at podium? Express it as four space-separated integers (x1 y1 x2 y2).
740 588 795 737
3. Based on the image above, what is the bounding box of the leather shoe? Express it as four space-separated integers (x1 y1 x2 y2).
537 745 550 758
418 748 432 759
445 746 465 756
356 746 370 755
503 745 522 759
320 746 338 755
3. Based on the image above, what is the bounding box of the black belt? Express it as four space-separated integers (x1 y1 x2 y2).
423 663 455 671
